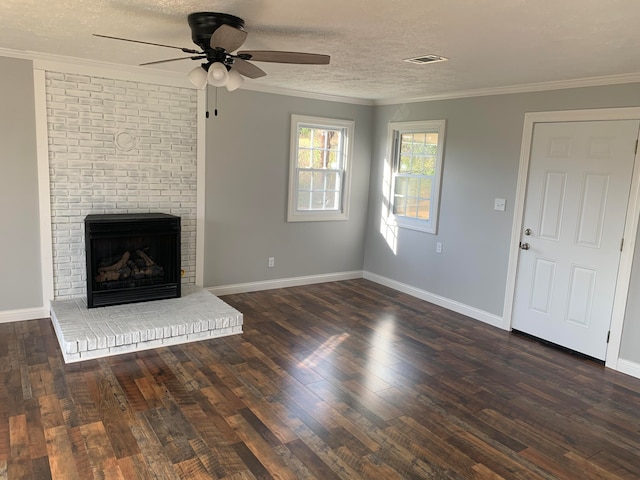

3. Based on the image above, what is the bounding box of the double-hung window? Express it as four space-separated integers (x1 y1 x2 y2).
389 120 446 233
288 115 354 222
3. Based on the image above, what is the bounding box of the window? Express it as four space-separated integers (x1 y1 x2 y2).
389 120 446 233
288 115 354 222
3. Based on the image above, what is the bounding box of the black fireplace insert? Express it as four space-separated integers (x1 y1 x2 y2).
85 213 181 308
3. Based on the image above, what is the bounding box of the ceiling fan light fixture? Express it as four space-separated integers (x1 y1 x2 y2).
208 62 229 87
187 65 208 89
225 68 244 91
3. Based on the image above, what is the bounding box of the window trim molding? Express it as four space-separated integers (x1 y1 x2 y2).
387 119 446 234
288 114 354 222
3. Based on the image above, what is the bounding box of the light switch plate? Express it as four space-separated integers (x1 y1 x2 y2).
494 198 506 211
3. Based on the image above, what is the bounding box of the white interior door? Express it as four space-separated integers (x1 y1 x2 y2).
512 120 640 360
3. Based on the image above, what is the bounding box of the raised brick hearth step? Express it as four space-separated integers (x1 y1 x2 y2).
50 287 243 363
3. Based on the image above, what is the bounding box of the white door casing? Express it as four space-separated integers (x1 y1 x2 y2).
504 108 640 371
511 120 639 360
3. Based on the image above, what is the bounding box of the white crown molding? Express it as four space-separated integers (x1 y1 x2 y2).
240 83 374 106
0 46 195 88
5 45 640 105
0 46 372 104
374 72 640 105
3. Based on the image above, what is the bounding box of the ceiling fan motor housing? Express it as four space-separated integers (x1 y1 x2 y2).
188 12 245 52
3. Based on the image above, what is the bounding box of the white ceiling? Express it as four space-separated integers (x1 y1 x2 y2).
2 0 640 102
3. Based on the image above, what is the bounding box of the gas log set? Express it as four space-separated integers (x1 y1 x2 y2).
95 249 164 283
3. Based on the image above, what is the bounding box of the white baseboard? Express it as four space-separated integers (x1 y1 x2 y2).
0 306 50 323
616 358 640 380
208 270 364 296
363 271 506 330
211 270 506 330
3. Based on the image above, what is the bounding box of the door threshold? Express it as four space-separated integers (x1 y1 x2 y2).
511 329 605 366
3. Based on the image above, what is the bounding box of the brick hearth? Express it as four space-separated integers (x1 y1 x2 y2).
50 287 243 363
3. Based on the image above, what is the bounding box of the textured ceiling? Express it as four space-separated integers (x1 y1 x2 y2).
1 0 640 101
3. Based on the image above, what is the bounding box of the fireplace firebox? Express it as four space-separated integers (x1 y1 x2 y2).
85 213 181 308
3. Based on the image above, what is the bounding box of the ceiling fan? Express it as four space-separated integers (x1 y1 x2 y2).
94 12 330 91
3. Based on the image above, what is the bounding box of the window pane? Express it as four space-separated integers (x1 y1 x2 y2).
325 172 339 189
411 133 426 150
298 128 311 146
297 191 310 210
407 177 420 198
420 178 432 198
399 154 411 173
393 194 406 215
297 149 311 168
311 192 325 209
412 157 426 174
298 171 312 190
423 157 436 175
407 196 420 218
417 199 431 220
395 176 408 197
309 129 325 148
401 133 414 149
312 150 325 168
328 130 341 149
324 191 337 209
327 151 340 169
312 171 326 190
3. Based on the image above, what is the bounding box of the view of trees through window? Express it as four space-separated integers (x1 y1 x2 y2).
296 126 344 211
393 132 439 220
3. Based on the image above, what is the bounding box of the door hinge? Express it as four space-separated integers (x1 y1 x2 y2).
621 238 624 252
607 331 611 343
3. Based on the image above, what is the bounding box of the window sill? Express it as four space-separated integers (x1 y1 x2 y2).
391 216 437 234
288 211 349 222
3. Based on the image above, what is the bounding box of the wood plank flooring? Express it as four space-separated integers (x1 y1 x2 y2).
1 279 639 479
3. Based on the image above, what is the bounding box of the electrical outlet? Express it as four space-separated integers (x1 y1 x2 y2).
268 257 275 268
436 242 443 254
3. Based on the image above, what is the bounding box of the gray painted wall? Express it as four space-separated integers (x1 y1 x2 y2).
0 56 43 310
622 224 640 364
364 83 640 360
203 88 373 286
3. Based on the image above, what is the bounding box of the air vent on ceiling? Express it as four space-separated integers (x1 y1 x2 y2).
403 54 449 65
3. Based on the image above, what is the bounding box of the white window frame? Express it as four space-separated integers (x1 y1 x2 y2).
288 115 354 222
388 120 446 234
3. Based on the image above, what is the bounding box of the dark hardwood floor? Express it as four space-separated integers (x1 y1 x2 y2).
1 279 639 479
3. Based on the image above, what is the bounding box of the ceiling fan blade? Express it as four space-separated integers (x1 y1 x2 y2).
232 58 267 79
140 56 206 66
238 50 330 65
210 24 248 52
93 34 201 54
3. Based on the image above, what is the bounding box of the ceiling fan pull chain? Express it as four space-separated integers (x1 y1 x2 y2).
205 85 209 119
214 87 218 117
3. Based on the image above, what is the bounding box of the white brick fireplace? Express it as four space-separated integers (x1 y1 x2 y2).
45 71 198 299
40 69 243 362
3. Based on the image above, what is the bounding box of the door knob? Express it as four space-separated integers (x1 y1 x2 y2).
520 242 530 250
524 228 532 236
